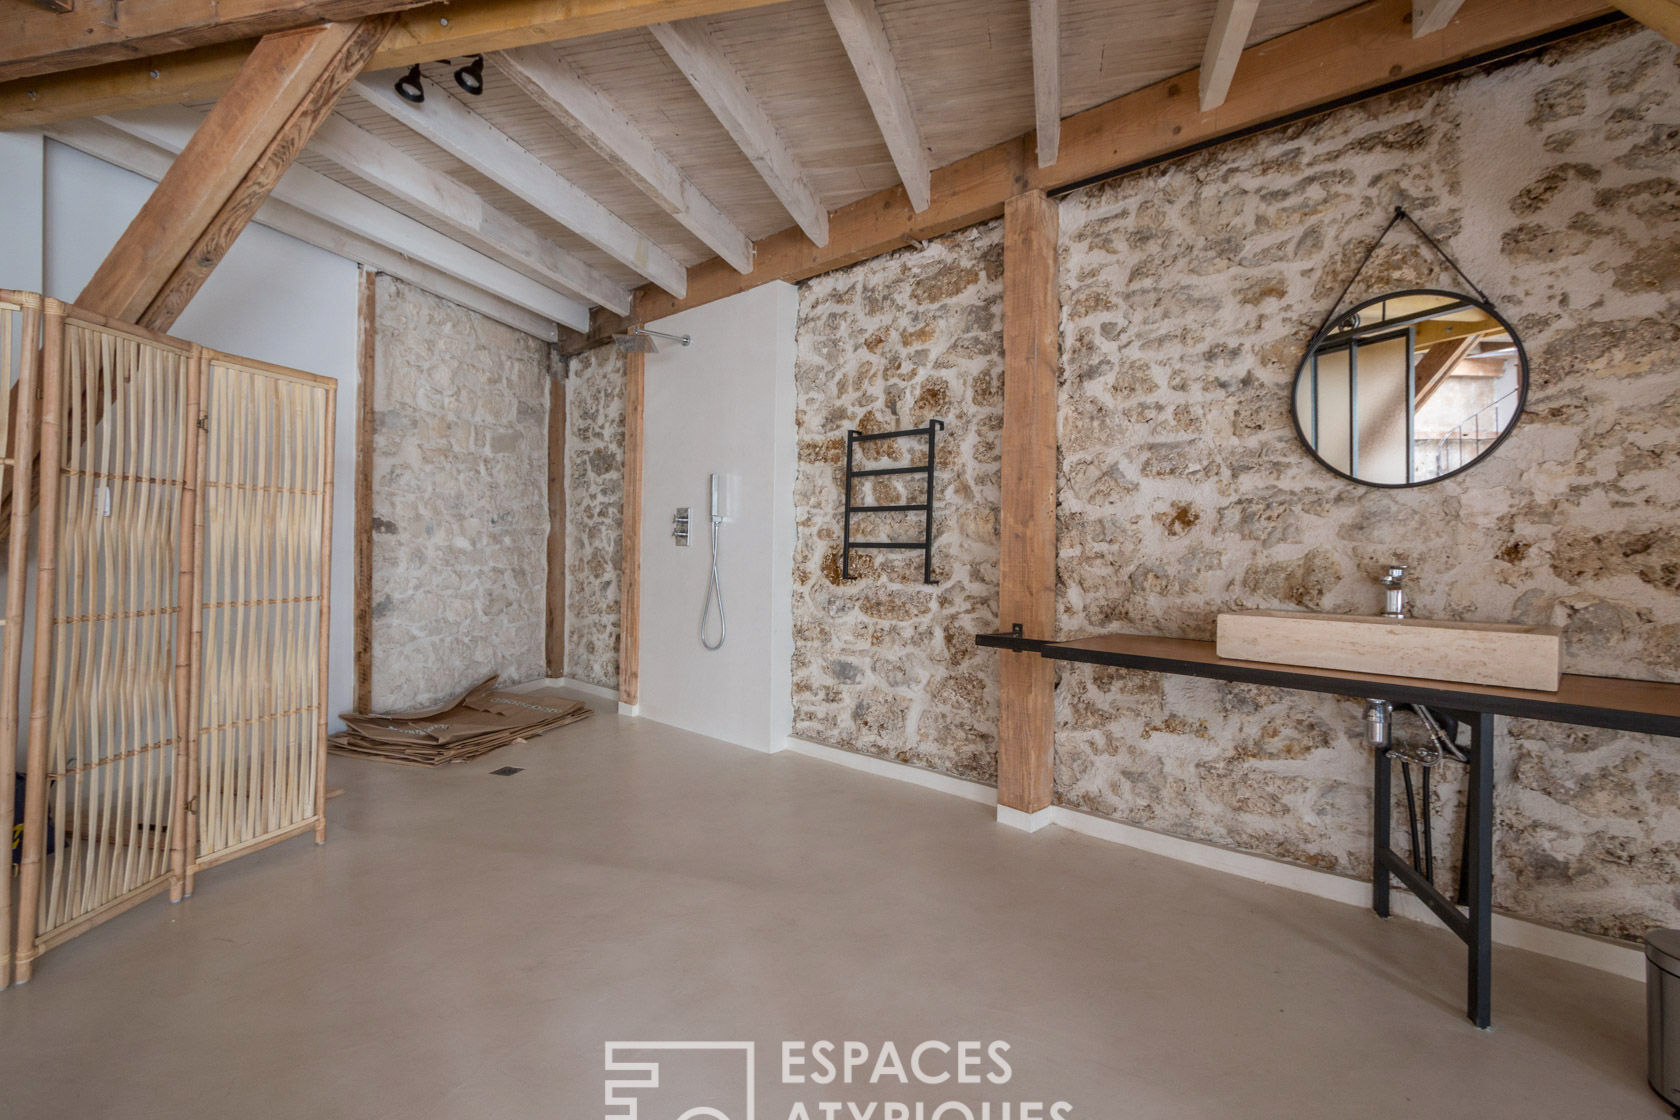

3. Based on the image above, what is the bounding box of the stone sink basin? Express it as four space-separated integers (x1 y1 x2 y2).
1214 610 1563 693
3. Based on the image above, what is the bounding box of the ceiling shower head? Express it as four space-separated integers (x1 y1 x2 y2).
612 331 657 354
611 327 691 354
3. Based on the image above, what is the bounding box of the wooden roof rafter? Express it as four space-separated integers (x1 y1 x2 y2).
650 16 831 247
492 44 756 273
98 106 591 329
348 73 689 296
822 0 932 211
307 111 634 313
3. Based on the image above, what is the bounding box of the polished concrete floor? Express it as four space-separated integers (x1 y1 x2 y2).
0 690 1661 1119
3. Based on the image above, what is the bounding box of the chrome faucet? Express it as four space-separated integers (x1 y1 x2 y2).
1379 565 1408 619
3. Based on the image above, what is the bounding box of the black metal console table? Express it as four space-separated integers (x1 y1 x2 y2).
977 628 1680 1028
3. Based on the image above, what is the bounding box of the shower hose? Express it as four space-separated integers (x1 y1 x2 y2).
700 515 726 650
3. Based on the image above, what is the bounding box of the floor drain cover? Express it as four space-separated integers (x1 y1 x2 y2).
489 766 524 776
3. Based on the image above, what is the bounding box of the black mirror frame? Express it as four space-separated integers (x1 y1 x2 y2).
1289 287 1529 490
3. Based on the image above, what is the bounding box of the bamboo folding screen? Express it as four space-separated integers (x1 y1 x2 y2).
3 295 336 985
189 355 334 893
14 304 197 983
0 291 44 988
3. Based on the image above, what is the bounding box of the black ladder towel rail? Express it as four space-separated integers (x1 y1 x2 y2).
842 419 944 584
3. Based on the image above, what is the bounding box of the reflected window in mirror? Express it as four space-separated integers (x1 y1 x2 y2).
1292 290 1527 487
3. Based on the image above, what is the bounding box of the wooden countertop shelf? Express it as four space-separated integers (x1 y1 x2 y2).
977 631 1680 739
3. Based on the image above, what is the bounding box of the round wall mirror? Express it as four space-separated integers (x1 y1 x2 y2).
1291 289 1527 487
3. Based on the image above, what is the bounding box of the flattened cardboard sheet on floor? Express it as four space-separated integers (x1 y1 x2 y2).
328 676 592 765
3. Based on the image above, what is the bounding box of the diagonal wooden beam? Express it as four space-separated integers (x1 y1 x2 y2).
638 0 1616 323
650 17 830 246
47 116 563 338
822 0 931 211
349 74 687 297
1413 0 1468 37
492 45 754 274
1614 0 1680 42
78 17 393 330
98 108 589 328
1200 0 1261 111
308 111 633 312
1028 0 1060 167
0 0 793 127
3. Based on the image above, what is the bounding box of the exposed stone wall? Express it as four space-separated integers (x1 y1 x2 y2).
791 226 1005 781
563 343 625 692
370 275 551 712
1054 26 1680 940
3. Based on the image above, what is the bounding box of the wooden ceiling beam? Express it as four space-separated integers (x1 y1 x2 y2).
0 2 432 84
0 0 789 87
47 117 561 338
308 110 633 312
1199 0 1261 111
1028 0 1060 167
98 108 589 329
650 17 830 246
637 0 1616 323
1614 0 1680 43
492 45 754 274
78 16 392 330
349 74 687 297
1412 0 1468 37
822 0 932 211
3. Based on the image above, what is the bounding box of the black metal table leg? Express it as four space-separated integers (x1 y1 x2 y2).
1373 739 1391 919
1465 711 1495 1029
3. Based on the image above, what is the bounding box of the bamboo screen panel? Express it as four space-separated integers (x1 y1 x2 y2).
191 355 334 875
16 305 197 977
0 292 43 987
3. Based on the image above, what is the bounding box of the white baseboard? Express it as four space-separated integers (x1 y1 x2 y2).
551 677 620 703
736 737 786 755
996 805 1053 833
782 737 995 804
777 737 1646 981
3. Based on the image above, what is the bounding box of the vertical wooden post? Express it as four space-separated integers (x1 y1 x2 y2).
169 347 205 902
0 293 42 988
546 354 567 679
996 190 1059 824
617 345 644 708
352 268 376 713
14 298 65 984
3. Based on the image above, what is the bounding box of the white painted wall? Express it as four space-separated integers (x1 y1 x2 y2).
638 283 797 752
0 137 362 732
0 131 45 291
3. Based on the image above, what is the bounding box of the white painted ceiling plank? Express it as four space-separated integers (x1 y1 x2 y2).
822 0 931 211
350 76 688 297
650 18 830 247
